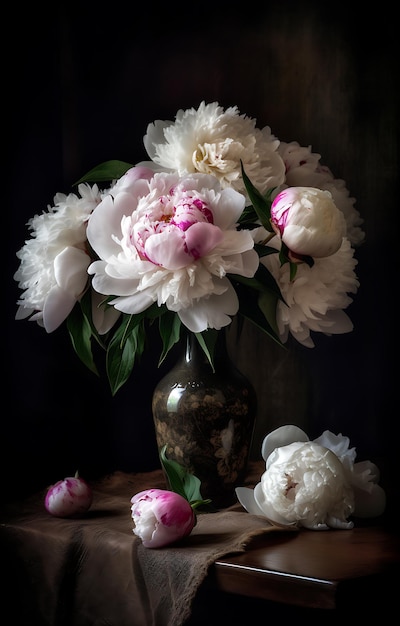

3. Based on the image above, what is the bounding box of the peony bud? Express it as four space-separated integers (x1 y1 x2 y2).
131 488 196 548
44 471 93 518
270 186 346 258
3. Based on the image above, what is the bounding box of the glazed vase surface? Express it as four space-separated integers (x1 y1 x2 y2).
152 331 257 508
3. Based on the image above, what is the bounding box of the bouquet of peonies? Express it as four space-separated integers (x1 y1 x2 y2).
14 102 363 395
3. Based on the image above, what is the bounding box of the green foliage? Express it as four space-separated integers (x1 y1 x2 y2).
193 329 219 372
160 445 212 510
106 317 147 396
240 161 275 232
158 311 182 365
278 241 314 281
67 290 106 375
74 160 134 186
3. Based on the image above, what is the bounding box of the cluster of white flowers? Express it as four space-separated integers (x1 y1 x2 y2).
14 101 363 393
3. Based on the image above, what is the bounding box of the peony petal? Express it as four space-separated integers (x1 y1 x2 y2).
91 290 121 335
184 222 224 260
42 285 77 333
144 228 190 269
235 487 266 516
253 482 294 526
89 262 143 297
261 425 309 462
318 309 354 334
177 283 238 332
109 291 155 315
15 305 35 321
266 441 305 469
313 430 356 466
212 187 246 229
325 516 354 530
53 247 89 297
87 192 135 259
352 460 381 491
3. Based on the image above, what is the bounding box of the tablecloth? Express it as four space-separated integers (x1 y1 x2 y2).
1 463 294 626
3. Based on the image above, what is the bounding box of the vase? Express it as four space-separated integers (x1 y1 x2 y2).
151 330 257 508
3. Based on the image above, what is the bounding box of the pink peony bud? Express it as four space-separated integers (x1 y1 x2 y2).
270 186 346 258
44 472 93 518
131 488 196 548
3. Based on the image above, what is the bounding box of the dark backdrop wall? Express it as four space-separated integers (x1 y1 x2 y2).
6 3 397 505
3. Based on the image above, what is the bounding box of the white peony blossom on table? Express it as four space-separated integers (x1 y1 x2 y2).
236 425 386 530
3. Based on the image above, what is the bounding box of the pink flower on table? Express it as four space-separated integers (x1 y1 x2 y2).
131 488 196 548
270 186 346 259
44 473 93 518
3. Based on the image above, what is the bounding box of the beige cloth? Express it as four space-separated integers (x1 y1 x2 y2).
1 465 293 626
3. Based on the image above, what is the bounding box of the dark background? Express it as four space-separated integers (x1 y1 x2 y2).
5 2 397 509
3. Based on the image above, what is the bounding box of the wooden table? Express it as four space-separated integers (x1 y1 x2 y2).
212 524 398 610
1 470 398 625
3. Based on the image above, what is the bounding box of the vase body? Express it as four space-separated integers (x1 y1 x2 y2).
152 331 257 508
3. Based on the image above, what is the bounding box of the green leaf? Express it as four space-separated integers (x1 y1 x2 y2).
106 317 146 395
237 204 259 226
278 242 314 281
232 279 284 347
79 289 108 348
240 162 274 232
229 263 283 302
194 329 219 371
67 296 100 375
158 312 182 365
258 291 281 338
74 160 134 186
160 445 212 507
159 447 187 499
254 262 284 299
254 243 279 258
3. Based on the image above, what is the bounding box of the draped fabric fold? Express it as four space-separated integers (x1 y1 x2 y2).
1 465 291 626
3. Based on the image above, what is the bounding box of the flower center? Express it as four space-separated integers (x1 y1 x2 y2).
131 191 218 268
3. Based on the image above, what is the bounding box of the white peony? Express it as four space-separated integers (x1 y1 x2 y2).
14 184 101 333
236 425 386 530
138 101 286 202
87 167 259 333
278 141 365 247
259 235 359 347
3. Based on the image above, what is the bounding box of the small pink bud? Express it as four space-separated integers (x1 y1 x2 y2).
44 472 93 518
131 488 196 548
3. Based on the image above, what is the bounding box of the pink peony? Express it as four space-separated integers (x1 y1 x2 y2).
131 488 196 548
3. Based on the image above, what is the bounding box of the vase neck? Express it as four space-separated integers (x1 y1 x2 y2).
183 330 229 368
